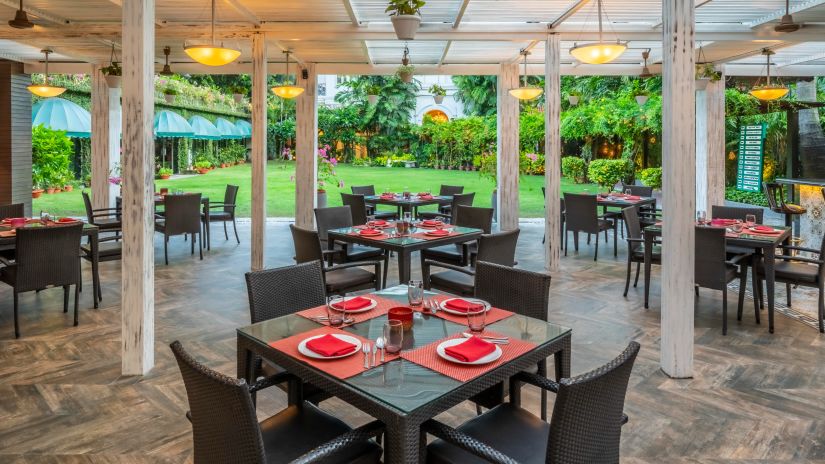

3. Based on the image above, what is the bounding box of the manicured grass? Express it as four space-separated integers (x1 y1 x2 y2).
33 161 602 218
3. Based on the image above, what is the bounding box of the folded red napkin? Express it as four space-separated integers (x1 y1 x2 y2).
57 217 78 223
426 229 450 236
751 225 773 232
626 195 642 200
711 218 737 226
444 299 484 313
305 334 358 357
359 228 382 236
369 220 387 226
444 337 496 363
332 296 372 311
422 220 442 226
417 192 430 197
380 194 395 199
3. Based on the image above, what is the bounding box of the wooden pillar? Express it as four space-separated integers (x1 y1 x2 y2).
121 0 155 376
91 65 122 210
0 61 31 215
295 63 318 229
695 65 725 214
497 62 519 231
544 34 561 273
250 34 267 271
661 0 696 378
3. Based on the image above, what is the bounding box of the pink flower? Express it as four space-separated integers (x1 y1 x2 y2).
526 153 538 162
329 157 338 166
338 180 345 188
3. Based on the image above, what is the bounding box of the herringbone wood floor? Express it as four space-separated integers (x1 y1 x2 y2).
1 221 823 463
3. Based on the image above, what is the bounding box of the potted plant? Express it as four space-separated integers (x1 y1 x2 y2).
32 186 44 198
101 61 121 89
157 167 173 180
695 63 721 91
567 91 581 106
397 65 415 84
366 84 381 105
429 83 446 104
317 144 340 208
386 0 425 40
194 160 211 174
228 85 246 104
163 87 177 104
63 182 73 192
634 90 650 105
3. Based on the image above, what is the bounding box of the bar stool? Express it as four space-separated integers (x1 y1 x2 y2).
763 182 806 230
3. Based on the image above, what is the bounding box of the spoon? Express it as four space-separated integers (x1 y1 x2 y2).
376 337 385 362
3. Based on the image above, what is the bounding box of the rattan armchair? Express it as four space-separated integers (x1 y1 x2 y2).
0 203 24 261
155 193 203 265
315 206 389 287
563 193 617 261
622 206 661 298
81 191 121 235
423 341 640 464
418 192 475 222
420 205 493 269
170 341 383 464
202 184 240 247
437 184 465 215
350 185 397 220
695 227 751 335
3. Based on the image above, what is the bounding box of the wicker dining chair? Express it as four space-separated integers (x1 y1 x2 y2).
695 227 750 335
423 341 640 464
340 192 373 225
438 184 465 215
418 192 475 223
202 184 240 246
419 205 493 269
350 185 396 220
170 341 384 464
0 223 83 338
0 203 24 261
622 206 661 298
289 225 382 295
315 206 389 287
155 193 203 265
81 191 121 235
563 192 616 261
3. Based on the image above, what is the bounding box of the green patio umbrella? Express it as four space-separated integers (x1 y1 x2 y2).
188 115 222 140
154 110 194 138
215 117 244 139
32 97 91 138
234 119 252 138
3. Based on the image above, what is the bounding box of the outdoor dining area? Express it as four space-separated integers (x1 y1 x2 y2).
2 0 825 463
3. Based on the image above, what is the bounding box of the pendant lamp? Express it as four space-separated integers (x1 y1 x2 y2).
509 50 543 100
749 49 789 101
28 49 66 98
569 0 626 65
184 0 241 66
271 51 305 99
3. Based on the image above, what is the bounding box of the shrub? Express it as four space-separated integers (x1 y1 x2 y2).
561 156 587 183
157 167 173 177
194 160 211 170
725 187 769 207
32 124 73 189
587 159 632 191
638 167 662 189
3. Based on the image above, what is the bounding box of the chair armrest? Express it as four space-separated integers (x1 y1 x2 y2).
247 371 294 394
289 420 384 464
0 256 12 266
322 248 345 257
778 245 821 255
423 260 476 276
774 255 825 265
421 420 519 464
326 260 381 272
624 237 645 244
513 371 560 393
726 253 750 266
91 207 121 213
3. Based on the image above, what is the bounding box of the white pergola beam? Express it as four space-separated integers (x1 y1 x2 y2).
548 0 591 29
223 0 262 26
295 64 318 230
0 0 70 24
748 0 825 27
453 0 471 28
438 41 451 67
343 0 362 26
104 0 165 27
778 51 825 67
651 0 713 29
496 62 519 232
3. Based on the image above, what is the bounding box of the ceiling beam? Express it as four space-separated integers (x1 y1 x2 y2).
272 40 305 66
104 0 165 27
342 0 362 27
453 0 471 28
548 0 590 29
748 0 825 27
438 41 451 66
712 42 793 64
777 51 825 67
361 40 373 65
222 0 261 26
651 0 713 29
509 40 539 63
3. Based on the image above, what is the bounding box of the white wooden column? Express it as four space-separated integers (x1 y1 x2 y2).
295 63 318 229
121 0 155 375
661 0 696 378
250 34 267 271
695 66 726 214
91 65 122 210
544 34 562 273
497 62 520 231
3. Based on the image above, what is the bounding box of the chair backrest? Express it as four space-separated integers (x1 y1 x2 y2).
710 205 764 224
81 191 95 223
14 223 82 292
449 193 475 223
542 188 566 218
474 261 551 321
222 185 239 214
245 261 327 323
290 224 324 264
763 182 786 210
341 192 369 225
0 203 24 219
314 206 353 242
170 341 266 464
622 206 643 253
546 341 640 464
694 226 728 290
563 193 599 232
439 184 464 196
453 205 493 234
162 194 202 235
624 185 653 197
475 229 520 266
351 185 376 196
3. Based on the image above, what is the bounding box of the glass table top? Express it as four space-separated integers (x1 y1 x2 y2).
644 224 790 243
327 225 482 246
237 286 571 414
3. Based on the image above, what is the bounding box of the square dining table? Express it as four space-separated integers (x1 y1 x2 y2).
327 223 483 284
364 194 452 216
643 223 791 333
236 286 572 464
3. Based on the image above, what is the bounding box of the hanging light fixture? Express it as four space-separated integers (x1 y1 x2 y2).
271 50 304 99
509 50 543 100
159 46 174 76
28 49 66 98
184 0 241 66
8 0 33 29
749 49 789 101
639 49 653 78
569 0 626 65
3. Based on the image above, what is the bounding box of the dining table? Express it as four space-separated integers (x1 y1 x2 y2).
643 222 791 333
236 285 572 464
365 193 452 216
326 221 483 284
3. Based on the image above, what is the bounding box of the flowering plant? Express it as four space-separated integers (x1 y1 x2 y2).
317 144 343 191
108 164 122 186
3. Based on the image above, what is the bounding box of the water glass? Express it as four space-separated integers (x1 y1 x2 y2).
403 186 411 199
467 308 487 333
326 296 345 327
745 214 757 227
395 220 408 237
39 210 50 224
383 320 404 354
624 189 632 196
731 222 743 233
408 280 424 307
696 210 707 225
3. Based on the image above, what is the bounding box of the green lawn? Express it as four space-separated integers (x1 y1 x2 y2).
34 161 602 218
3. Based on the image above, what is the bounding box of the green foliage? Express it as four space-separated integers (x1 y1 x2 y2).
227 85 247 95
32 125 73 188
319 105 363 162
587 159 632 190
451 76 497 116
163 87 177 96
100 62 121 76
478 153 497 184
561 156 587 183
218 143 246 164
157 167 173 177
638 167 662 189
385 0 425 15
696 63 722 82
418 114 496 169
429 84 446 96
194 160 212 170
725 187 769 207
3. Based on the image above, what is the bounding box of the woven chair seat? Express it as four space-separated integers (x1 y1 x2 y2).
325 267 376 292
429 269 474 296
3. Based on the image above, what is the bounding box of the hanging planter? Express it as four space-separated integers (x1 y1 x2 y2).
429 84 446 104
367 94 379 105
695 48 721 92
397 65 414 84
163 88 177 104
567 95 580 106
634 94 649 105
101 45 122 89
386 1 425 40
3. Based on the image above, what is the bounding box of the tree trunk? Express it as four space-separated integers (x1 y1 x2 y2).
797 79 825 178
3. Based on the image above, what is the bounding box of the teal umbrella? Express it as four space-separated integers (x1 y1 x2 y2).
154 110 194 138
188 115 222 140
234 119 252 138
32 98 91 138
215 118 244 139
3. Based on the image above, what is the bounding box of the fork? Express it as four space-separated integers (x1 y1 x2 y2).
362 342 371 369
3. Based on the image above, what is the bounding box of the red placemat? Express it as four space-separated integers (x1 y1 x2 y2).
268 326 389 379
296 295 400 325
421 295 514 326
411 230 462 241
348 231 390 241
400 332 536 382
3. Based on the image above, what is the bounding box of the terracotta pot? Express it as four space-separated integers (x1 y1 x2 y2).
568 95 580 106
197 168 209 175
46 188 56 194
164 93 175 104
398 71 413 84
433 95 444 104
635 95 649 105
220 163 228 168
104 75 121 89
391 14 421 40
32 189 44 199
159 174 171 180
55 188 62 193
63 185 73 192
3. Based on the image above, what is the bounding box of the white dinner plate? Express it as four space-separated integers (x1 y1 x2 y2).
439 298 490 316
297 333 363 360
328 296 378 314
436 338 502 365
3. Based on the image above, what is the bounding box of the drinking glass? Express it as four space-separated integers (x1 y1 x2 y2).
408 280 424 307
395 221 407 237
403 186 411 199
403 212 412 224
696 210 707 225
731 222 743 233
326 296 345 327
624 188 632 196
39 210 50 224
745 214 756 227
383 320 404 354
467 307 487 333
